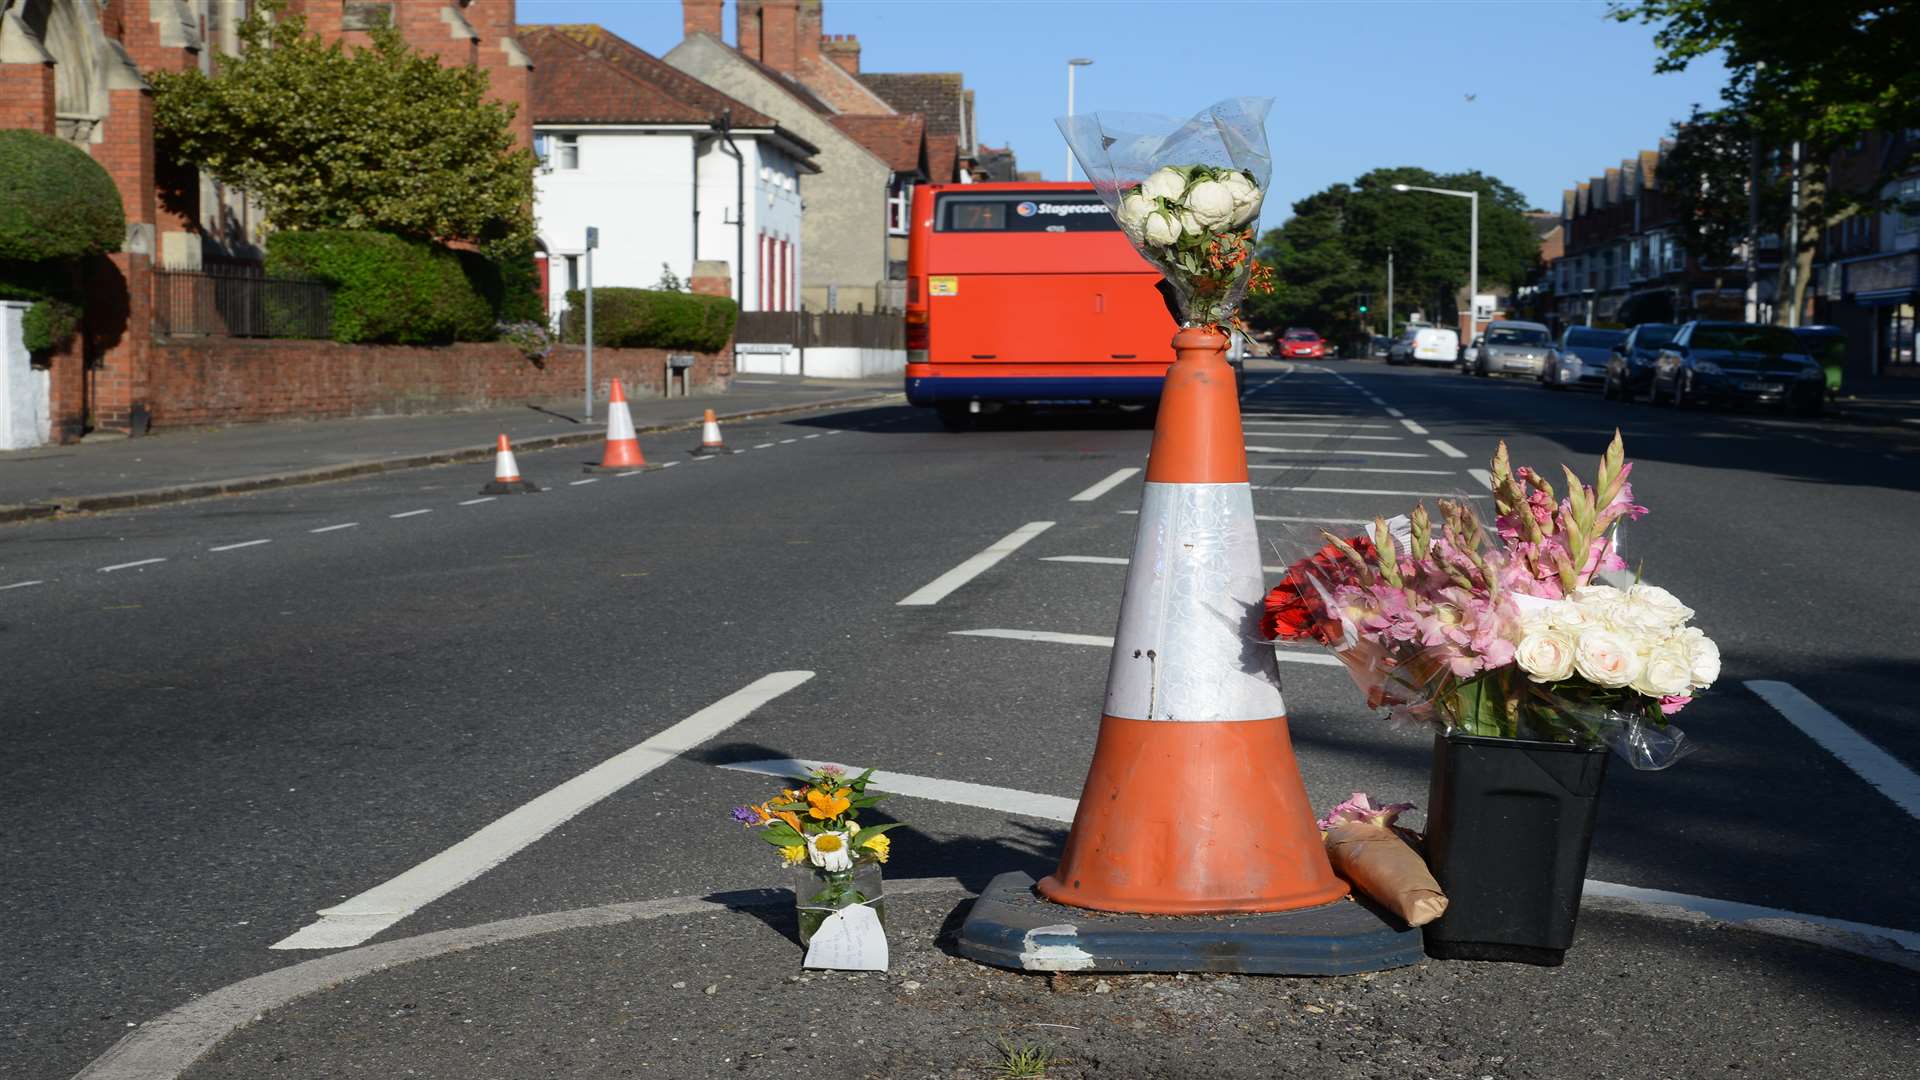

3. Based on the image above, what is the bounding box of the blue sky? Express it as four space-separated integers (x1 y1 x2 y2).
517 0 1731 223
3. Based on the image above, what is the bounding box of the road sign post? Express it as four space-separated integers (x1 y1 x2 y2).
584 227 598 421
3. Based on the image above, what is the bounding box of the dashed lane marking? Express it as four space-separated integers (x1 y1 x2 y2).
780 438 798 444
390 509 433 519
1257 486 1488 498
1428 439 1468 459
659 461 680 468
755 443 776 449
1247 446 1431 459
569 479 598 486
1470 468 1494 490
1249 464 1455 476
1240 412 1371 421
1243 421 1394 430
1117 510 1374 525
898 521 1055 606
950 628 1343 666
1747 680 1920 821
270 670 817 951
208 539 272 552
458 498 495 506
1399 418 1430 435
1069 467 1140 502
99 558 166 573
309 522 360 533
804 433 821 439
1 580 44 591
1384 407 1406 418
1045 555 1315 575
720 758 1080 823
616 470 644 477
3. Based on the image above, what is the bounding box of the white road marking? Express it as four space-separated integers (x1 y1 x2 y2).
755 443 776 449
99 558 166 573
390 509 433 519
826 430 843 435
309 522 360 533
693 455 715 462
1069 467 1140 502
804 433 821 439
1469 468 1494 490
615 470 644 477
208 539 272 553
718 758 1079 824
270 670 816 951
779 438 797 444
1241 412 1370 420
1042 555 1130 566
1243 421 1394 430
1257 515 1373 525
1246 446 1431 459
1428 439 1468 459
569 478 598 486
1258 486 1488 498
898 521 1055 606
1747 681 1920 820
1399 418 1430 435
1 580 44 591
659 461 680 468
1252 464 1455 476
458 498 495 506
1384 407 1406 418
949 628 1342 667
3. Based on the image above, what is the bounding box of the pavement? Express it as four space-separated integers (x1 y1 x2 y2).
1826 375 1920 429
0 374 902 521
8 360 1920 1079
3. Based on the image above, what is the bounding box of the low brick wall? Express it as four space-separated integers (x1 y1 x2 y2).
143 339 732 429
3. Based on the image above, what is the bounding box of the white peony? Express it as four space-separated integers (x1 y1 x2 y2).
1141 209 1182 246
806 830 854 872
1141 167 1188 202
1632 643 1694 698
1184 179 1238 229
1515 629 1577 683
1675 627 1720 688
1116 191 1154 235
1626 583 1695 626
1221 171 1262 225
1573 628 1643 689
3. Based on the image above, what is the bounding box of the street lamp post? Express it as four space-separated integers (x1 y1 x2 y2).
1392 183 1479 342
1065 58 1093 181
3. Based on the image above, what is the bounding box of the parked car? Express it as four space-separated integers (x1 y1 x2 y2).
1386 329 1415 365
1457 335 1483 368
1542 326 1627 390
1650 321 1824 415
1601 322 1679 401
1369 334 1391 359
1280 327 1327 360
1792 325 1847 395
1403 326 1459 365
1465 320 1552 377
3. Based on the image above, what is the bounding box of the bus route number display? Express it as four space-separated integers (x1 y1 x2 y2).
939 194 1116 233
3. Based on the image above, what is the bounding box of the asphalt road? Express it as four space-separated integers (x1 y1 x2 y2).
5 360 1918 1078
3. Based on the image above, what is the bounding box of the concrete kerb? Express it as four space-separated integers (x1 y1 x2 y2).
0 392 904 524
72 872 1919 1080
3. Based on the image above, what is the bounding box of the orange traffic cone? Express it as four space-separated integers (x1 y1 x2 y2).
692 408 728 455
480 434 540 494
1035 326 1348 915
586 378 647 472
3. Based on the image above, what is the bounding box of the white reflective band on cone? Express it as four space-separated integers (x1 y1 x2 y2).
606 404 636 442
496 450 521 479
1104 482 1286 722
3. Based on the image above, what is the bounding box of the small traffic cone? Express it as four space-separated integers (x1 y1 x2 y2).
691 408 729 455
1035 326 1348 915
480 434 540 494
586 378 647 472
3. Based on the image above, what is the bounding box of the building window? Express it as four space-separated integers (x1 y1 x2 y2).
563 254 579 293
1891 177 1920 245
887 179 911 236
1882 303 1916 370
759 233 769 311
553 134 579 170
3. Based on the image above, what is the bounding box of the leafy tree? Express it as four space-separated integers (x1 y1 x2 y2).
1246 167 1540 341
1655 106 1779 295
0 129 124 262
1612 1 1920 323
151 0 534 254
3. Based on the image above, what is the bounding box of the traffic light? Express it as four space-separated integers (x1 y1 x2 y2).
1357 291 1371 314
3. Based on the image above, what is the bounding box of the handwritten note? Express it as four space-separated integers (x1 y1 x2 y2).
802 904 888 971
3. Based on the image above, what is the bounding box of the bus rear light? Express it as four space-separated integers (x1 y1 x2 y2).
906 315 929 351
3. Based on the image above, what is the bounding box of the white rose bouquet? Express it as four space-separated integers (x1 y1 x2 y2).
1059 98 1274 328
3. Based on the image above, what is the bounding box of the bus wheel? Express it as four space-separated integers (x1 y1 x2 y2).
935 403 976 432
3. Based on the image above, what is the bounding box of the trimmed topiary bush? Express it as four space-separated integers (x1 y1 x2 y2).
0 260 83 354
558 288 738 353
0 130 125 262
20 299 82 354
266 230 494 344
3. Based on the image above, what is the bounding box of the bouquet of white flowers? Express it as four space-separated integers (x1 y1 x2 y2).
1059 98 1274 328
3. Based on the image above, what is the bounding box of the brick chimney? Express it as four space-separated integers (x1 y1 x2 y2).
821 33 860 74
738 0 800 72
682 0 723 39
798 0 822 63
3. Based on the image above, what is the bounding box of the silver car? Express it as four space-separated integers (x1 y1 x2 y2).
1466 321 1553 377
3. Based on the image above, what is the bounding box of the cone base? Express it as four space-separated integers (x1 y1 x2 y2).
582 463 656 474
480 479 541 494
1037 715 1348 915
690 446 733 456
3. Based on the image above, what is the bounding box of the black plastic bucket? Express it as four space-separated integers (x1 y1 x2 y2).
1421 732 1610 966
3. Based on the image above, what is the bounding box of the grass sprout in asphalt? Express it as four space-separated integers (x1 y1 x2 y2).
989 1036 1057 1078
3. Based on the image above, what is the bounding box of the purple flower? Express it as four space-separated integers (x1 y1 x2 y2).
730 805 759 825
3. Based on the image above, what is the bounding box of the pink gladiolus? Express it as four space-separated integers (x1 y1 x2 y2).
1317 792 1416 832
1660 695 1692 715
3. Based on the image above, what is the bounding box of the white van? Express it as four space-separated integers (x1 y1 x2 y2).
1409 327 1459 364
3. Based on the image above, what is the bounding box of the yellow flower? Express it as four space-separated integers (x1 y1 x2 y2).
752 803 773 823
807 787 851 820
779 844 806 866
860 834 891 863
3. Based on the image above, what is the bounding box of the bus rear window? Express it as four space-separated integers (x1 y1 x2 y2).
935 193 1117 233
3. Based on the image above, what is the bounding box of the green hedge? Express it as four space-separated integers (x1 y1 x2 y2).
558 288 738 353
266 230 494 344
0 130 124 262
0 259 82 354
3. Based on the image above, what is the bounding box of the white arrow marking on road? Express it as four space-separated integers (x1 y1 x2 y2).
897 521 1054 606
1428 439 1468 459
718 758 1079 824
949 628 1343 667
1069 467 1140 502
1747 680 1920 821
270 670 817 951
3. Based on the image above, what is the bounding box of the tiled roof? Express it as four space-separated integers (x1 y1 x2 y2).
859 72 966 136
521 24 779 129
741 54 837 117
829 113 926 175
795 55 894 115
927 132 958 184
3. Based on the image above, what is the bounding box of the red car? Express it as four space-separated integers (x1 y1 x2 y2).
1280 328 1327 359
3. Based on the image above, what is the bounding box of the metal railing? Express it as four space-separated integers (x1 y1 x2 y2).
736 310 904 350
153 265 333 339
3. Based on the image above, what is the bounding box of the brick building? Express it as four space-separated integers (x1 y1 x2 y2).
0 0 533 440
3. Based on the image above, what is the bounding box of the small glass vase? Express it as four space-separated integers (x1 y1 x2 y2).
791 859 885 946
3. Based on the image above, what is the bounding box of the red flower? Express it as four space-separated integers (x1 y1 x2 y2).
1261 534 1376 643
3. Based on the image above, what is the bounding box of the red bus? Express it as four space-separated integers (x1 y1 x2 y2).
904 182 1179 428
